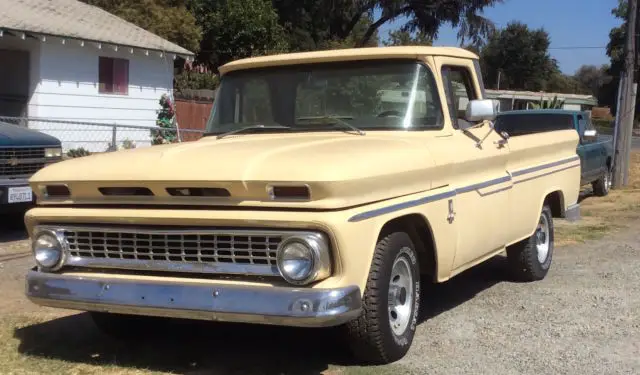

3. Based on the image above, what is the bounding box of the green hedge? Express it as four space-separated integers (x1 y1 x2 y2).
592 118 614 128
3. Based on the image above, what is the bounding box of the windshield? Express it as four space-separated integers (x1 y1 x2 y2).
205 60 444 135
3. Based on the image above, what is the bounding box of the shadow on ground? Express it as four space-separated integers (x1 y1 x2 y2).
13 256 512 375
0 213 28 243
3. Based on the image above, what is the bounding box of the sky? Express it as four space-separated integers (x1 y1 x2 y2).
377 0 622 75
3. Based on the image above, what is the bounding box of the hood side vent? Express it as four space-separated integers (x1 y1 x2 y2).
99 187 154 196
166 187 231 197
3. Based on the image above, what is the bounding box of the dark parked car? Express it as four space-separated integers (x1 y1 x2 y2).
0 120 62 215
494 109 613 196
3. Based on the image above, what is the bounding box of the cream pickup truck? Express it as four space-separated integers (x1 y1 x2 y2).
24 46 581 364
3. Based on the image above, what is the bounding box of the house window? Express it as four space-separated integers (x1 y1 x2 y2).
99 57 129 95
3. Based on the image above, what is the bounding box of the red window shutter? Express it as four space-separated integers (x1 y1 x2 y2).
99 57 114 93
113 58 129 94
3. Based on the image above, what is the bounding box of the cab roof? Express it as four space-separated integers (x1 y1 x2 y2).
218 46 479 75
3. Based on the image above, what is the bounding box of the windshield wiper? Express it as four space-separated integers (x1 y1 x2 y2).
296 115 365 136
211 124 291 139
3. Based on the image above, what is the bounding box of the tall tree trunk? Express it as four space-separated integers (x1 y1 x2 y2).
355 7 410 47
356 14 392 47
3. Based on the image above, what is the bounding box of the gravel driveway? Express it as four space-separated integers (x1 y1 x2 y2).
1 219 639 375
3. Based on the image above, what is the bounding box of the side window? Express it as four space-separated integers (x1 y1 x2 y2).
441 66 478 128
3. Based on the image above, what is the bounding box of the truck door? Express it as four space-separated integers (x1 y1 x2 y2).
433 57 512 271
577 113 602 183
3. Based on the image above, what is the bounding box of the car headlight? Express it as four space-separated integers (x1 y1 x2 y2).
44 147 62 158
276 233 331 285
32 231 64 270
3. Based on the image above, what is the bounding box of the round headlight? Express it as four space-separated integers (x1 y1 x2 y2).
277 238 316 284
33 231 63 270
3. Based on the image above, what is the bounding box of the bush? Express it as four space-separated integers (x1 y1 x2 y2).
66 147 91 158
593 118 614 128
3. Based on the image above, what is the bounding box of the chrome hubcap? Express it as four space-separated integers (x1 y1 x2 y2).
388 254 413 336
536 214 550 263
605 170 612 191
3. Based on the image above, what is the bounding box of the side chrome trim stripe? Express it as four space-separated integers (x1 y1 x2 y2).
348 190 456 222
511 155 579 177
455 175 511 194
513 162 580 185
348 155 580 223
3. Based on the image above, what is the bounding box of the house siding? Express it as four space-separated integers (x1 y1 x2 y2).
29 38 174 151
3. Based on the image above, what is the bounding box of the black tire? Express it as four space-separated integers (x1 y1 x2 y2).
506 204 554 282
345 231 421 364
592 166 612 196
90 312 162 340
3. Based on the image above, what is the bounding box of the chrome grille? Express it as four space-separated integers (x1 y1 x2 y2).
0 162 45 177
53 226 308 277
0 147 45 160
66 229 281 265
0 147 46 178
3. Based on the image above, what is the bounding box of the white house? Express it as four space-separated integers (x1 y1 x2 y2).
0 0 194 151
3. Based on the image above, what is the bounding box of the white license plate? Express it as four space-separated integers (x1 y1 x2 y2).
7 186 33 204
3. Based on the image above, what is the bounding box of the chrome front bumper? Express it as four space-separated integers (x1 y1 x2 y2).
25 269 362 327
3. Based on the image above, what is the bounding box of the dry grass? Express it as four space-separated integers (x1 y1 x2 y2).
555 151 640 246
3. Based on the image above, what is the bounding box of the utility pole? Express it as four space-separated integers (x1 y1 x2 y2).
613 0 638 188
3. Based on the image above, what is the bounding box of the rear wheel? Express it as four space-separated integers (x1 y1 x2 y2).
345 231 421 364
592 166 612 196
506 204 554 282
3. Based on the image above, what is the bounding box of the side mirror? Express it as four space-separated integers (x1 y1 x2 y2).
465 99 499 122
583 129 598 142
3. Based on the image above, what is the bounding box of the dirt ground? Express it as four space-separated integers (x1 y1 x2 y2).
1 186 640 374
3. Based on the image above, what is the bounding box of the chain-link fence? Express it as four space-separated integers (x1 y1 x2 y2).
0 116 205 155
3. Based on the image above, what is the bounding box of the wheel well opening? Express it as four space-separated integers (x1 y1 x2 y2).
606 156 612 169
379 214 436 280
544 191 564 218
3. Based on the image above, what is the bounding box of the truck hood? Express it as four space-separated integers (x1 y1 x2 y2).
0 122 61 147
30 132 440 209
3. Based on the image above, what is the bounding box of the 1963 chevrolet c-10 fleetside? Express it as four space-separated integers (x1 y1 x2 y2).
24 46 581 364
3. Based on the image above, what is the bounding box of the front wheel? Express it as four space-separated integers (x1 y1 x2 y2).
345 231 421 364
506 204 554 282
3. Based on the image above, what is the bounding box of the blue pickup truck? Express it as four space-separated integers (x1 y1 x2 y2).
494 109 614 196
0 120 62 215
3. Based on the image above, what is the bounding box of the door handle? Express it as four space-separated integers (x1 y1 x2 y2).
494 138 508 148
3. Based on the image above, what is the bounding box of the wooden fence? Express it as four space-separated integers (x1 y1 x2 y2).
175 99 213 141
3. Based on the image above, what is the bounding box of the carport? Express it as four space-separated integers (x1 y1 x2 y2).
0 30 39 119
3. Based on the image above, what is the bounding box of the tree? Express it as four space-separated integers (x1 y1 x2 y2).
601 0 637 115
545 70 581 94
383 29 432 46
81 0 202 53
480 21 556 91
189 0 289 71
323 15 380 49
354 0 503 47
273 0 501 49
573 65 612 97
272 0 365 51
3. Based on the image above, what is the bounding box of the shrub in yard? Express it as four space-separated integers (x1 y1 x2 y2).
122 139 136 149
592 118 614 129
528 95 565 109
151 94 178 145
66 147 91 158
